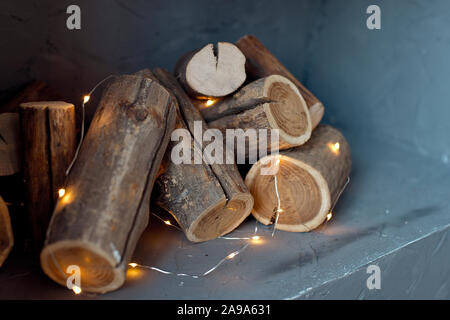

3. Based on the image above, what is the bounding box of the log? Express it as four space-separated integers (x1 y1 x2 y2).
40 73 177 293
245 125 351 232
174 42 246 99
152 68 254 242
0 113 22 176
235 35 324 129
201 75 312 154
0 196 14 267
19 102 76 252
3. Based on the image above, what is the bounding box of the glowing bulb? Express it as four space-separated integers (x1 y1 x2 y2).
329 142 340 155
326 212 333 221
72 285 82 294
252 236 261 241
275 159 280 166
83 95 90 103
227 252 237 259
129 263 138 268
277 208 283 213
205 99 215 107
58 188 66 198
164 220 171 225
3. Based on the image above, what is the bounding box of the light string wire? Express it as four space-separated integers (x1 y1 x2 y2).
65 75 117 176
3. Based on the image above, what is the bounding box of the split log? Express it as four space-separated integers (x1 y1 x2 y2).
174 42 246 99
152 68 253 242
236 35 324 129
0 196 14 267
201 75 312 154
40 74 176 293
0 113 22 176
245 125 351 232
19 102 76 252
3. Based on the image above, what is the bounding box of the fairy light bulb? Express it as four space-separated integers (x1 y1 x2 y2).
205 99 215 107
164 220 171 226
72 285 82 294
83 95 90 104
227 252 237 259
129 263 138 268
252 236 260 241
329 142 340 155
326 212 333 221
58 188 66 198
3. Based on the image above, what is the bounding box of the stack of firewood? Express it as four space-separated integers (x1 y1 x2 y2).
0 35 351 293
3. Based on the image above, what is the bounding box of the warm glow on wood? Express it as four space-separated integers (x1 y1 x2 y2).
329 142 340 155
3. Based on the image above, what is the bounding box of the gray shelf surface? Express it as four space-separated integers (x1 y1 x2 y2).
1 130 449 299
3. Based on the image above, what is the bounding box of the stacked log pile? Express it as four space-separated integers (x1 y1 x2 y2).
0 35 351 294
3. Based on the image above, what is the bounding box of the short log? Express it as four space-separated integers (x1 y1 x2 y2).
152 68 254 242
40 74 176 293
0 196 14 267
19 102 76 252
236 35 324 129
245 125 351 232
200 75 312 154
174 42 246 99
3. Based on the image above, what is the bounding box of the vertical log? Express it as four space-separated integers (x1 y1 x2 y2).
20 102 76 252
41 74 176 293
236 35 324 129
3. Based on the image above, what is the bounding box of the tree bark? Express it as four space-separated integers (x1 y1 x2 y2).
0 196 14 267
200 75 312 154
174 42 246 99
245 125 351 232
19 101 76 253
40 74 177 293
152 68 254 242
236 35 324 129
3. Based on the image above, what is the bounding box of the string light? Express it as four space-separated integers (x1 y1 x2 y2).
129 263 138 268
205 99 215 107
329 142 340 155
83 95 90 104
164 220 172 225
72 285 82 295
58 188 66 198
326 212 333 221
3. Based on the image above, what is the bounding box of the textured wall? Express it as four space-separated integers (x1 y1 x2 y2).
2 1 449 163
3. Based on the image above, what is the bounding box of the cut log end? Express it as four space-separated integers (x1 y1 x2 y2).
263 75 311 145
40 241 125 293
245 155 329 232
186 193 253 242
176 42 246 98
245 125 351 232
0 196 14 267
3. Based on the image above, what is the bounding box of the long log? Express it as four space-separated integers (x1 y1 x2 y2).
40 74 177 293
20 102 76 252
245 125 351 232
152 68 254 242
174 42 246 99
200 75 312 154
235 35 324 129
0 196 14 267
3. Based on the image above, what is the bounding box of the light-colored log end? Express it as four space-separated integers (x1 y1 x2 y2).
40 240 126 294
186 193 254 242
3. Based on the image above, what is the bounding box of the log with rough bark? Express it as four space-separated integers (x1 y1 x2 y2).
0 113 22 176
152 68 254 242
40 73 177 293
245 125 351 232
174 42 246 99
19 102 76 252
236 35 324 129
0 196 14 267
200 75 312 155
